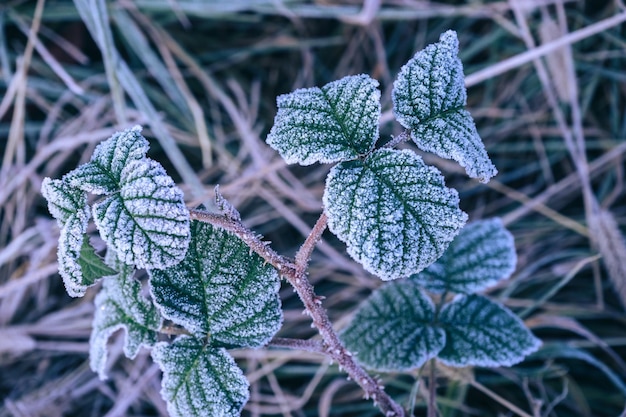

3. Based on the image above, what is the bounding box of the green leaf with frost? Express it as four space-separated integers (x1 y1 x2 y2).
266 74 381 165
341 280 445 371
438 294 541 367
93 158 190 270
41 177 89 226
90 260 162 379
41 178 94 297
67 125 149 195
392 30 497 183
411 218 516 294
152 336 249 417
323 148 467 280
78 238 117 280
149 221 282 348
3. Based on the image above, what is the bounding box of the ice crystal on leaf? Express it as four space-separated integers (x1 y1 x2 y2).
90 258 162 379
341 280 445 371
41 177 89 226
412 218 517 293
41 178 98 297
323 148 467 280
152 336 249 417
67 125 149 194
93 158 190 270
266 74 381 165
149 221 282 348
392 31 497 182
438 294 541 367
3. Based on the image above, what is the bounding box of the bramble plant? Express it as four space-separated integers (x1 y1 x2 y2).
41 31 540 417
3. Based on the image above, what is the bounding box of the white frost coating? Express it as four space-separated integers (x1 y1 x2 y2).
57 215 89 297
90 262 162 379
41 178 92 297
412 218 517 294
151 336 249 417
92 158 190 270
149 222 282 348
438 294 541 367
323 148 467 280
41 177 89 227
266 74 381 165
341 280 445 371
68 126 148 194
392 31 497 182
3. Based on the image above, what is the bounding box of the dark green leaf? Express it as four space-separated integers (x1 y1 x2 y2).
152 336 249 417
438 294 541 367
341 280 445 371
149 221 282 348
78 238 117 281
412 218 516 294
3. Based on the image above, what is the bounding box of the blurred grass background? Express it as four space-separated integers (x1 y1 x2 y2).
1 0 626 416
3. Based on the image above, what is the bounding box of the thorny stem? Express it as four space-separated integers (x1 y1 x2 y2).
189 208 406 417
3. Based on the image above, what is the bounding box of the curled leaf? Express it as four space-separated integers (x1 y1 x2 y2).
149 221 282 348
41 178 95 297
90 260 162 379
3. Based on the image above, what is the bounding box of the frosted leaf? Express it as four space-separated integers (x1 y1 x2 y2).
341 280 445 371
392 31 497 182
57 224 89 297
41 178 100 297
266 74 381 165
67 125 149 194
90 261 162 379
152 336 249 417
412 218 517 294
438 294 541 367
149 221 282 348
323 148 467 280
41 177 89 227
93 158 190 270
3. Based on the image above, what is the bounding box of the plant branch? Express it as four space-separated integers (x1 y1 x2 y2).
189 208 406 417
295 212 327 273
